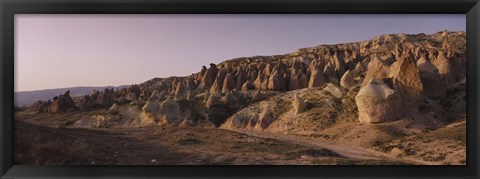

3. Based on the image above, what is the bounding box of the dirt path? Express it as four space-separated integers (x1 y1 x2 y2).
229 130 436 165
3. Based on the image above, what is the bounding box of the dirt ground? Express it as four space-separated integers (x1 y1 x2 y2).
15 114 410 165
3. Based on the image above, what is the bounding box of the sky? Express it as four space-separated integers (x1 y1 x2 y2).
15 14 466 92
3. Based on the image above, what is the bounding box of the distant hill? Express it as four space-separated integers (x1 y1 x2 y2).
15 85 129 107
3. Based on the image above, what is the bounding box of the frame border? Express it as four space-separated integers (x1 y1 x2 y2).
1 0 479 178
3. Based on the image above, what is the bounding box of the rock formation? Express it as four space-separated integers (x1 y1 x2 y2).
308 65 327 88
222 73 236 94
292 94 306 114
355 78 405 124
174 81 189 100
340 70 355 89
158 97 182 124
417 56 446 99
50 91 77 114
392 55 424 107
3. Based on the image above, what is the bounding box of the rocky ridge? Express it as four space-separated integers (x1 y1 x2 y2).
26 31 466 129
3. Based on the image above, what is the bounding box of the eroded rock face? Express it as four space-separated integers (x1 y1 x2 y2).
308 65 327 88
158 97 182 124
393 55 424 107
77 95 95 111
433 51 455 86
363 57 389 86
292 94 306 114
128 85 141 97
323 63 339 85
63 91 77 110
142 100 160 114
340 70 355 89
202 63 218 89
288 69 308 90
50 91 77 113
222 73 236 94
27 100 52 113
332 53 346 78
174 81 189 100
235 68 247 90
417 57 445 99
355 78 405 124
268 70 287 91
241 81 253 91
210 68 227 95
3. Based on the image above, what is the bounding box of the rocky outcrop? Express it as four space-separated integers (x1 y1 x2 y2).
417 57 445 99
392 55 424 107
27 100 52 113
292 94 306 114
206 94 222 109
308 65 327 88
433 51 454 86
332 53 346 78
222 73 236 94
50 91 77 113
97 91 115 107
340 70 355 89
323 83 345 98
235 68 247 90
142 100 160 114
201 63 218 90
355 78 405 124
210 68 227 95
77 95 96 111
363 57 389 86
128 84 141 98
323 63 339 85
174 81 189 100
158 97 182 124
267 69 287 91
288 69 308 90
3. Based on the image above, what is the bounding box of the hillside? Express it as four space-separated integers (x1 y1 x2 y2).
16 30 466 165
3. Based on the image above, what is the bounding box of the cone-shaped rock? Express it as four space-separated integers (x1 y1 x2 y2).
268 70 286 91
393 55 424 107
323 62 339 85
362 57 389 86
222 73 236 94
415 57 446 99
158 97 182 124
201 63 218 89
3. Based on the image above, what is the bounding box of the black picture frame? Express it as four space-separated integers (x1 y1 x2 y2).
1 0 479 178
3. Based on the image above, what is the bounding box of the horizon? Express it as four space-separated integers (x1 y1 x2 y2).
15 14 466 92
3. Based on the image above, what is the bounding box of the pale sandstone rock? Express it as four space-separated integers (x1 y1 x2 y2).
355 78 405 124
